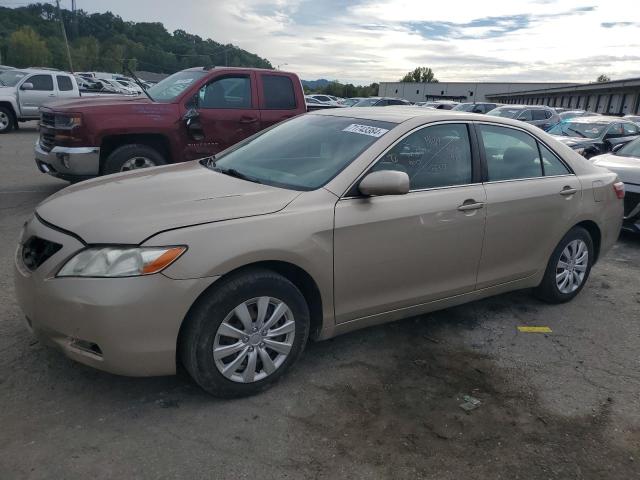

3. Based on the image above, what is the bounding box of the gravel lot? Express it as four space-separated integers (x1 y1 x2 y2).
1 122 639 479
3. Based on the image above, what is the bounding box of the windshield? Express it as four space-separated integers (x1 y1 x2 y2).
147 70 207 102
547 121 607 139
353 98 379 107
0 70 27 87
617 137 640 157
208 115 396 190
486 107 522 119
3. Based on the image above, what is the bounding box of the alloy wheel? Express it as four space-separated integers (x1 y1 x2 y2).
556 239 588 294
120 156 157 171
0 112 9 131
213 297 295 383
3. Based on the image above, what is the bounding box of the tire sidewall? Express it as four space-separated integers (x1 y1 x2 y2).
185 272 310 397
540 227 594 303
0 107 15 133
103 144 166 175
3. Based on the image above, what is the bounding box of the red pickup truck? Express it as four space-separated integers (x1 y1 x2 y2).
34 67 306 181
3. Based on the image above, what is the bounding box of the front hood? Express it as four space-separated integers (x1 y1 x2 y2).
592 153 640 185
44 95 153 111
0 86 15 96
36 161 301 244
551 135 597 148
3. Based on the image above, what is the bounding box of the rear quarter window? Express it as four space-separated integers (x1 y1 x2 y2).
56 75 74 91
262 75 297 110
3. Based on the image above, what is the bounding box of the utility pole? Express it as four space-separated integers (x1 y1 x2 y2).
71 0 79 39
56 0 74 72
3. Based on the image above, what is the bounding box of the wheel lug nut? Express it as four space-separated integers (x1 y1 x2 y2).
252 327 258 332
248 346 254 352
261 330 267 336
242 336 249 343
259 342 265 348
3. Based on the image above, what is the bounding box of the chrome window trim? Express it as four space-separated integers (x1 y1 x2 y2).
482 173 576 186
472 120 576 176
339 120 479 199
340 182 481 201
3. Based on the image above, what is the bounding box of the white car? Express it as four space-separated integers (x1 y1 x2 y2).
592 137 640 233
307 94 343 107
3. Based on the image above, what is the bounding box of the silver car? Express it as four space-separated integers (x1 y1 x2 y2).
487 105 559 130
14 107 624 397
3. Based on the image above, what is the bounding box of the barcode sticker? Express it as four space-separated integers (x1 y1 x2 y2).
342 124 389 138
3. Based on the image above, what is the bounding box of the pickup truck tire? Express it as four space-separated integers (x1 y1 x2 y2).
0 106 15 133
103 144 167 174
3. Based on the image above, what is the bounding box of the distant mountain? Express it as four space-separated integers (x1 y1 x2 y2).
301 79 333 90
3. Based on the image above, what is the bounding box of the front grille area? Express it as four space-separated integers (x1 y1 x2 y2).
21 236 62 271
624 192 640 218
39 131 55 152
40 111 55 128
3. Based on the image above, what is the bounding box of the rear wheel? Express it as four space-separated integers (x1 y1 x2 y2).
102 143 166 175
534 226 594 304
0 106 15 133
180 269 310 398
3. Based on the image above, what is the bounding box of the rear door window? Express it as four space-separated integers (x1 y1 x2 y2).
532 110 548 121
56 75 73 91
622 122 639 135
262 75 296 110
28 75 53 91
478 124 543 181
517 110 533 121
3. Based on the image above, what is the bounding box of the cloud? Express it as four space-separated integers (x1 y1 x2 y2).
76 0 640 84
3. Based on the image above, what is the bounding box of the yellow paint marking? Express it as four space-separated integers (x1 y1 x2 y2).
517 326 552 333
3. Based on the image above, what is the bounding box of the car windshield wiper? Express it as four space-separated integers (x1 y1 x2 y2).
209 162 262 184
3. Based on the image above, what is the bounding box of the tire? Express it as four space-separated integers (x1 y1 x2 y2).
534 226 594 304
0 106 15 133
180 269 310 398
102 143 166 175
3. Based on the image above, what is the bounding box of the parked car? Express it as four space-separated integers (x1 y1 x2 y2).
487 105 559 130
0 68 79 133
306 94 342 107
547 116 640 158
305 95 340 111
554 107 571 114
623 114 640 126
420 100 459 110
15 108 623 397
34 67 306 181
352 97 411 107
0 64 15 73
452 102 500 114
591 136 640 233
558 110 600 121
342 97 363 107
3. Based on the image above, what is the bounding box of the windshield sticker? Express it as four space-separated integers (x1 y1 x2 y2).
174 79 194 85
343 124 389 138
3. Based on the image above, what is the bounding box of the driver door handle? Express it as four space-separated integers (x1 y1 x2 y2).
457 200 485 212
239 116 258 124
560 186 578 196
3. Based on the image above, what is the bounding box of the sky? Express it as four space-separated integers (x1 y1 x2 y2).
66 0 640 84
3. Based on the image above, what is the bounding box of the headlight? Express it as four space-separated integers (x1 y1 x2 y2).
57 246 186 278
54 113 82 129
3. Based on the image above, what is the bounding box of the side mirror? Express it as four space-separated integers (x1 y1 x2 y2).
612 143 624 153
359 170 410 197
183 107 199 126
20 82 34 91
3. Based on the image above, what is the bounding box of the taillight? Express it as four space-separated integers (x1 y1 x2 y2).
613 181 625 199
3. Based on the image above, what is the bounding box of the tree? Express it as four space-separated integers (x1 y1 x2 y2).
596 74 610 83
6 26 50 68
400 67 438 83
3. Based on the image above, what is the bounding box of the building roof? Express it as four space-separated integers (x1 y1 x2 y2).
492 77 640 97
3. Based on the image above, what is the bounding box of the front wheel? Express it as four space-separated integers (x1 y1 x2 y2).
0 106 15 133
180 269 310 398
534 226 594 304
102 143 166 175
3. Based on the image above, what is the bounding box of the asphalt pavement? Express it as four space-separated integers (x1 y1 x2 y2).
1 122 639 479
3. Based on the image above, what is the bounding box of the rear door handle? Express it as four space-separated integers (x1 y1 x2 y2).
239 117 258 124
457 200 485 212
560 187 578 196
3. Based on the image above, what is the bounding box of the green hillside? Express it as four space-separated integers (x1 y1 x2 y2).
0 3 272 73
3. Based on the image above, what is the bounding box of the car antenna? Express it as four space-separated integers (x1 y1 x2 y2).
124 65 154 102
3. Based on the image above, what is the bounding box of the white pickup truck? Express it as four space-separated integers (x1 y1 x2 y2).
0 68 79 133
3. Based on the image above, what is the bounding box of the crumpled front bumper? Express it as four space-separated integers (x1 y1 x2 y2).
34 140 100 180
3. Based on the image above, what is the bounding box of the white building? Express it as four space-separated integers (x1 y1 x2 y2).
378 81 575 103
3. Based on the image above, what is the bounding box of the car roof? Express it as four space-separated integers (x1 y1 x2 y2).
565 116 630 124
310 105 543 125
